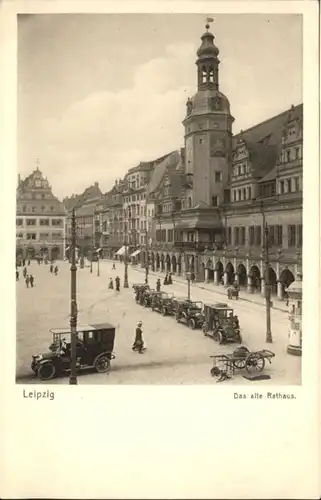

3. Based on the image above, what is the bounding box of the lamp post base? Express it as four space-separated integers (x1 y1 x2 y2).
287 345 302 356
265 332 273 343
69 375 78 385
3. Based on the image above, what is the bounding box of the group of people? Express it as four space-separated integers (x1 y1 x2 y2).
49 263 59 276
108 276 120 291
16 264 35 288
163 273 173 286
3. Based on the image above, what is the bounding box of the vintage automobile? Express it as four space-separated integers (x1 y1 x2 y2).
227 284 239 300
142 288 158 308
31 323 116 381
202 303 242 344
132 283 150 304
151 291 175 315
176 299 204 329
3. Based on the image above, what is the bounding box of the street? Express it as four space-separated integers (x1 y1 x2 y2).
16 260 301 385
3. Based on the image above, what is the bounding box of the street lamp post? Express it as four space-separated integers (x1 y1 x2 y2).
124 221 129 288
69 208 78 385
261 202 273 343
186 271 191 301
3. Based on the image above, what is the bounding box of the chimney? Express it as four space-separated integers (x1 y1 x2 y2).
94 182 99 188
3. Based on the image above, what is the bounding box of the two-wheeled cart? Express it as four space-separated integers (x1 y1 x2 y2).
210 346 275 381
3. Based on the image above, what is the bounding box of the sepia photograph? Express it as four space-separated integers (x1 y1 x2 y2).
15 13 303 386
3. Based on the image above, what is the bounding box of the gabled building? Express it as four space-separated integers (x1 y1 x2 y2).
16 165 67 260
145 24 302 301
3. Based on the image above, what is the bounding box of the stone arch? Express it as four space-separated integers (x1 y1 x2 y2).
165 254 171 273
206 259 214 281
215 260 224 281
171 254 177 273
225 261 235 285
279 268 295 288
237 263 247 286
160 253 165 272
51 246 60 261
249 265 261 291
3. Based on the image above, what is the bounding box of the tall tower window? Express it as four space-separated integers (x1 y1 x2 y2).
209 67 214 83
202 67 207 83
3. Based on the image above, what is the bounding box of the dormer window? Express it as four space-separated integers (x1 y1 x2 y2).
286 150 291 163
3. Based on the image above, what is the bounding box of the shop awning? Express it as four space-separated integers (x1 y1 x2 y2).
65 246 70 251
130 249 141 257
96 248 102 253
115 246 127 256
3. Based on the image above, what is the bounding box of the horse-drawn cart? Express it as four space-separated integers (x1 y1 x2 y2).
210 346 275 381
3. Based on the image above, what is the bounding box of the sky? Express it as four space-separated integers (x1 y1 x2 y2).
17 13 302 199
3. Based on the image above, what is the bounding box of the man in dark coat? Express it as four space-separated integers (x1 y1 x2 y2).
164 274 168 285
115 276 120 291
50 264 54 274
156 278 161 292
54 265 59 275
168 272 173 285
108 278 114 289
16 270 19 281
29 274 35 288
23 267 27 279
132 321 145 353
25 275 30 288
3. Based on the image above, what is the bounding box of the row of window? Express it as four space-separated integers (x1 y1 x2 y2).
278 177 301 194
280 146 302 164
226 224 302 248
124 205 147 217
16 218 63 227
123 193 146 203
16 232 63 241
232 186 252 202
232 163 250 178
17 205 57 213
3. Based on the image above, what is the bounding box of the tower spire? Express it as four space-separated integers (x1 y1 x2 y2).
196 20 220 91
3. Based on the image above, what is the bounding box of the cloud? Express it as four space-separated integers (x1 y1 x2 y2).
38 42 195 197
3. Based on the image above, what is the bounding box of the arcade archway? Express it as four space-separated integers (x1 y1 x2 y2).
51 247 60 261
156 253 160 271
225 262 235 285
165 254 171 273
26 246 35 259
267 266 277 295
237 263 247 286
171 255 177 273
160 254 165 272
215 261 224 282
206 259 214 282
249 265 261 291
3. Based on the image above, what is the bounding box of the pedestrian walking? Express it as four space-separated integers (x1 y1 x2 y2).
108 278 114 289
191 272 195 283
168 272 173 285
29 274 35 288
112 263 116 270
27 259 31 266
23 267 27 279
54 265 59 276
156 278 161 292
16 270 19 281
115 276 120 291
22 258 26 267
132 321 145 354
25 275 30 288
50 264 54 274
164 274 169 285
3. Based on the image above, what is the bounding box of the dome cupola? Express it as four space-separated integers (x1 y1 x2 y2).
196 23 220 91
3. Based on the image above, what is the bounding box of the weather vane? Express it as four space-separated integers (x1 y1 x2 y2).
206 16 214 30
36 157 40 169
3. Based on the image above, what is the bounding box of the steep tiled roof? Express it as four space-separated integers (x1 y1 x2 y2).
233 103 302 178
147 150 180 196
168 171 184 198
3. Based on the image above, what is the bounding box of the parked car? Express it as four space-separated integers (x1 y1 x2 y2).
176 300 204 329
31 323 116 381
202 303 242 344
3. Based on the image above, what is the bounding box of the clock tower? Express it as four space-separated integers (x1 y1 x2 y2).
183 24 234 207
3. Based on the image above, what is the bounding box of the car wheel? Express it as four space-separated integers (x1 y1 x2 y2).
188 318 196 330
94 354 111 373
38 362 56 381
213 331 223 344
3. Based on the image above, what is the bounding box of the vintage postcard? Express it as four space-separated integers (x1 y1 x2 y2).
1 1 320 499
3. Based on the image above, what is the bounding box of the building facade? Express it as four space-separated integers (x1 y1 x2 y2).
16 166 67 260
141 25 302 301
